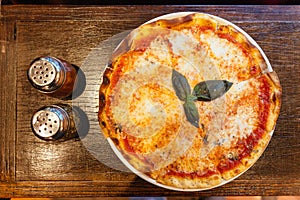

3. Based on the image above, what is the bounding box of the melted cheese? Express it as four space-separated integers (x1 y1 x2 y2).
199 79 260 158
199 30 253 82
109 49 199 170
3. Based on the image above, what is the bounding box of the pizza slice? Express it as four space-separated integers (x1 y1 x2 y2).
148 71 281 189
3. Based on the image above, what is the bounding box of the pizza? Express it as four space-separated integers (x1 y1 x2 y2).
98 12 282 190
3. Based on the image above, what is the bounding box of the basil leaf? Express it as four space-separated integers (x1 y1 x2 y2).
192 80 233 101
172 69 191 101
183 100 200 128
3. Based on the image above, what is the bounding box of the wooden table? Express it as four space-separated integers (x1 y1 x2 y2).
0 5 299 197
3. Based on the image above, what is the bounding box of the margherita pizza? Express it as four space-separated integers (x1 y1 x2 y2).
98 12 282 190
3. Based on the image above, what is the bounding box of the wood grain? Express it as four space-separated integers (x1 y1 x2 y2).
0 17 16 183
0 5 299 197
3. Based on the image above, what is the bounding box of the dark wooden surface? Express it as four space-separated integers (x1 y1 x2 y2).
0 5 299 197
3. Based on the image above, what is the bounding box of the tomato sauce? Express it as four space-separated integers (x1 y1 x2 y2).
166 169 218 179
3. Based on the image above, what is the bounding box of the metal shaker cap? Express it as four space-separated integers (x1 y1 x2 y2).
31 105 70 140
28 56 66 93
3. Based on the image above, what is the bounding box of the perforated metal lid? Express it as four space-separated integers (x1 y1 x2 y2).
28 57 66 93
31 105 70 140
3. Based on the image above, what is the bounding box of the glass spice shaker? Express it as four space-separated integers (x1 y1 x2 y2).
27 56 78 99
31 104 80 141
